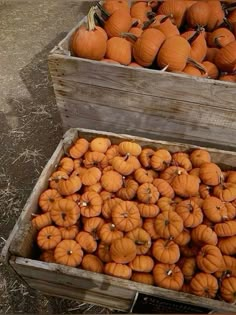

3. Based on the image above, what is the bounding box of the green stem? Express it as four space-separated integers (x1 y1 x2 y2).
96 2 110 20
215 35 225 49
187 30 201 45
187 58 207 75
120 32 138 42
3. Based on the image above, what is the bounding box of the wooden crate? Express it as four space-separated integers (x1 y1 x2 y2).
48 4 236 151
2 128 236 313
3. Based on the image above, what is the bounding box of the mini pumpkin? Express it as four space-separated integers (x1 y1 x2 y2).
58 157 74 174
137 183 160 204
225 202 236 220
154 211 184 239
39 250 56 263
57 174 82 196
83 151 107 169
129 255 154 272
213 182 236 202
110 237 137 264
51 199 80 227
48 171 68 190
134 168 155 184
218 236 236 256
101 170 123 192
214 220 236 238
175 199 203 228
112 156 134 176
90 137 111 153
153 263 184 291
118 141 142 156
112 201 141 232
131 272 154 285
189 167 200 177
157 197 177 212
152 239 180 264
116 178 139 200
106 144 120 164
160 166 187 184
75 231 97 253
215 255 236 279
31 212 52 230
191 224 218 246
150 149 172 171
79 191 102 218
84 182 102 194
81 254 104 273
196 244 223 273
99 223 124 244
174 229 191 246
199 162 223 186
97 242 112 263
54 239 83 267
81 167 102 186
104 262 132 279
189 149 211 167
171 152 192 171
59 225 79 240
171 174 200 198
178 257 196 281
83 217 105 240
152 178 175 199
69 138 89 159
102 197 122 219
190 272 218 298
126 227 152 255
143 218 160 240
202 196 228 223
220 277 236 303
139 148 155 168
37 225 62 250
138 203 160 218
199 184 213 199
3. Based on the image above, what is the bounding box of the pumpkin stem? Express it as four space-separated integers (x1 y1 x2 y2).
131 19 140 27
110 223 116 231
94 12 105 28
147 11 156 20
96 2 110 20
222 1 236 12
80 201 88 207
67 250 73 255
222 17 233 31
120 32 138 42
187 58 207 75
187 30 201 45
214 36 226 49
87 7 97 31
167 269 172 276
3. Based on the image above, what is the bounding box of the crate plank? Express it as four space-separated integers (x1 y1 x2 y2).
10 257 236 313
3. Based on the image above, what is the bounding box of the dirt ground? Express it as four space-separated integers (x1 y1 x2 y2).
0 0 115 313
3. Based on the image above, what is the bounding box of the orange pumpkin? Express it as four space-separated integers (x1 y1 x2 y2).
214 220 236 238
153 263 184 291
112 201 141 232
81 254 104 273
37 225 62 250
90 137 111 153
59 225 79 240
106 144 120 164
116 178 139 200
157 0 187 28
118 141 142 156
80 191 102 218
160 166 187 184
75 231 97 253
154 210 184 239
143 218 160 240
83 151 107 168
190 272 218 298
199 162 223 186
99 223 123 244
106 37 132 65
191 224 218 246
152 239 180 264
81 167 102 186
202 196 228 223
69 138 89 159
131 272 154 285
157 197 176 212
215 255 236 279
175 199 203 228
134 168 154 184
178 257 196 281
152 178 175 199
39 250 56 263
136 183 159 204
138 203 160 218
186 1 210 28
110 237 137 264
213 182 236 202
139 148 155 168
57 174 82 196
102 197 122 219
48 171 68 190
101 170 123 192
58 157 74 174
54 239 83 267
189 149 211 167
130 1 152 24
126 227 152 255
83 217 105 240
196 244 223 273
174 229 191 246
199 184 212 199
102 0 129 15
84 182 103 194
225 202 236 220
31 212 52 230
51 199 80 227
129 255 154 272
220 277 236 303
97 242 112 263
171 152 192 171
104 262 132 279
171 174 200 198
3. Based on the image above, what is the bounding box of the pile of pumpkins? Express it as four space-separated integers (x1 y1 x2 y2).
70 0 236 82
32 135 236 304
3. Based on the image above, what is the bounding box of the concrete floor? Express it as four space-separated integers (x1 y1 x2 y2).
0 1 106 313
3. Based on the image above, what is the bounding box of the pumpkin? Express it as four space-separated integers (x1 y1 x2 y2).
190 272 218 298
145 15 180 39
59 225 79 240
83 151 107 168
175 199 203 228
219 73 236 83
69 138 89 159
39 250 56 263
102 0 129 15
150 149 171 171
80 167 101 186
171 152 192 171
207 28 235 49
181 283 192 294
75 231 97 253
106 144 120 164
83 217 105 240
199 184 213 199
225 202 236 220
134 168 154 184
186 1 210 28
182 64 202 77
48 171 68 190
181 30 207 62
31 212 52 230
152 178 175 199
143 218 160 240
90 137 111 153
58 157 74 174
154 210 184 239
152 239 180 264
127 156 141 171
213 182 236 202
126 227 152 255
132 28 166 67
97 242 112 263
37 225 62 250
130 1 152 23
116 178 139 200
180 242 199 258
105 37 132 65
131 272 154 285
102 197 122 219
112 156 134 176
174 229 191 246
79 191 102 218
129 255 154 272
157 35 191 72
191 224 218 246
112 201 141 232
226 171 236 184
157 197 176 212
99 223 123 244
190 149 211 167
84 182 103 194
118 141 142 156
196 244 223 273
214 221 236 238
153 263 184 291
157 0 187 28
65 193 80 204
215 255 236 279
205 47 219 63
220 277 236 303
202 196 228 223
189 167 200 176
104 262 132 279
54 239 83 267
71 7 107 60
190 196 204 208
57 174 82 196
110 237 137 264
206 0 225 31
178 257 196 281
139 148 155 168
73 158 82 170
160 166 187 184
138 203 160 218
171 174 200 198
137 183 160 204
51 199 80 227
214 40 236 73
81 254 104 273
218 236 236 255
101 170 123 193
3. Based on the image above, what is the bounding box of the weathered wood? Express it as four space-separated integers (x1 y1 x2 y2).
10 257 236 313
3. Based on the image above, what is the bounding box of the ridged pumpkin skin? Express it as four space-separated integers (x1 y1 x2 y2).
152 239 180 264
196 244 223 273
54 239 83 267
186 1 210 28
207 28 235 49
131 272 154 285
133 28 166 67
157 36 191 72
104 9 132 38
191 224 218 246
110 237 137 264
153 263 184 291
220 277 236 303
190 273 218 298
214 41 236 73
104 262 132 279
105 37 132 65
157 0 187 28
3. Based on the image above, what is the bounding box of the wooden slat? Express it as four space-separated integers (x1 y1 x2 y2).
11 257 236 313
